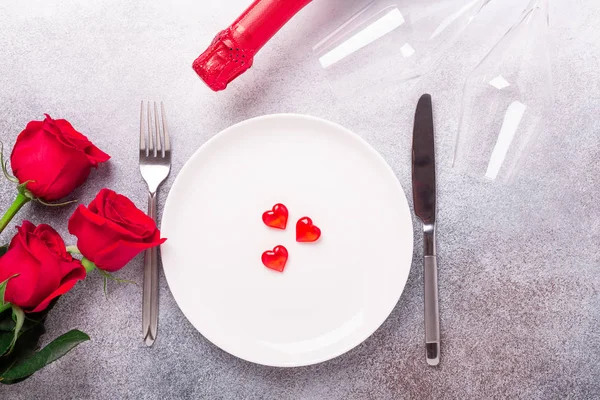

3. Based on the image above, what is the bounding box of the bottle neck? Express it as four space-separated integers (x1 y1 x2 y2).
232 0 313 52
192 0 313 91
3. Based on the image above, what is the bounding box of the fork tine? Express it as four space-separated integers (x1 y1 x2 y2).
154 101 161 155
160 102 170 155
147 101 154 155
140 101 146 154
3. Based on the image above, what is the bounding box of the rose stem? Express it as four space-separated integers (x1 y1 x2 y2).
0 193 30 235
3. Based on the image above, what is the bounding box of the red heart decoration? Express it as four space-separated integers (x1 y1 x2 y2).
262 203 288 230
296 217 321 243
261 245 288 272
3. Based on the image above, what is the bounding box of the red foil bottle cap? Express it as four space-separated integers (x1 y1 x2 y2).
192 28 255 92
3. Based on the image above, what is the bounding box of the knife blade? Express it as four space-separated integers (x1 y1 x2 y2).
411 93 440 366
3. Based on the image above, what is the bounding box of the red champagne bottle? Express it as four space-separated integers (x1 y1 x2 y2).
192 0 313 91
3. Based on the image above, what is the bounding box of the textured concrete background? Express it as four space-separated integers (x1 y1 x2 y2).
0 0 598 398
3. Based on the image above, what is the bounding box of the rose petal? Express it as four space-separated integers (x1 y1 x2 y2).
69 189 167 272
105 199 154 238
52 118 110 165
42 157 92 201
0 234 40 307
72 193 156 241
36 224 68 258
11 128 90 201
88 188 112 217
0 221 85 313
10 115 109 201
92 237 167 272
20 230 63 310
30 260 86 313
69 203 148 245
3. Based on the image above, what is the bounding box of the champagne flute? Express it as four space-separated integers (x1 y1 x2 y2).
452 0 552 183
312 0 492 98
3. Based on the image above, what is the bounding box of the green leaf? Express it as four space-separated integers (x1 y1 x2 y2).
0 330 89 382
23 297 58 326
0 253 9 317
0 322 45 383
8 306 24 353
0 311 14 331
0 302 48 355
0 331 12 356
0 310 16 354
0 274 18 314
0 274 15 302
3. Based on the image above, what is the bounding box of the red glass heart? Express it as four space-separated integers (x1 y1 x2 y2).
261 245 288 272
262 203 288 230
296 217 321 242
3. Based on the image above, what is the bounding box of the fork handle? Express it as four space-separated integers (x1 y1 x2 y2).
142 192 158 346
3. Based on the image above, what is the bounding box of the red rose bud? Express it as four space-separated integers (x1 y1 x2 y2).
0 221 86 313
68 188 166 272
192 0 312 91
10 114 110 201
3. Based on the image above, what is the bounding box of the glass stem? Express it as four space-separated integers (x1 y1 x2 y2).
0 193 30 235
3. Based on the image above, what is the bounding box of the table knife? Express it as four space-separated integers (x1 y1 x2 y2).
411 93 440 366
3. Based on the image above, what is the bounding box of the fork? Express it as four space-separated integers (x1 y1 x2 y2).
139 101 171 347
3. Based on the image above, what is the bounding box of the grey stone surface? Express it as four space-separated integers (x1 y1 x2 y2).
0 0 598 398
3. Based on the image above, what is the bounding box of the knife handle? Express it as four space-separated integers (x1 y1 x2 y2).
424 255 440 365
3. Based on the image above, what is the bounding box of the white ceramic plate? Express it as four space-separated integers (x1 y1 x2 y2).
161 114 413 367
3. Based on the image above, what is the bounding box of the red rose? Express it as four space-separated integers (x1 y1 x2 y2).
10 114 110 201
0 221 86 313
68 189 166 272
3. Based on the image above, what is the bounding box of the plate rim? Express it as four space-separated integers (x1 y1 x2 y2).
160 113 414 367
